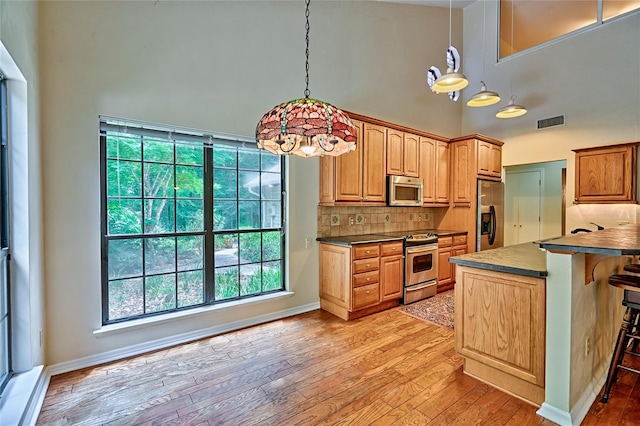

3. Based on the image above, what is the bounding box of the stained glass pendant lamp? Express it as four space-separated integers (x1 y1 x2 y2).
256 0 357 158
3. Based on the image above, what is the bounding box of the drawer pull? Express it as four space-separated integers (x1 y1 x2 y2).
366 290 371 294
366 263 370 267
366 250 371 254
366 277 371 281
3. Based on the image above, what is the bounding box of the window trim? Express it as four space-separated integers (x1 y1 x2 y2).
99 117 286 325
0 75 11 395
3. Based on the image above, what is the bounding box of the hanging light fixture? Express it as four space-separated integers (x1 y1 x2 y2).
467 81 501 107
466 0 500 107
255 0 356 158
431 0 468 94
496 0 527 119
496 95 527 118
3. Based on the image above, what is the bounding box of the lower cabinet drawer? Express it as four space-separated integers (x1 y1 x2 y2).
353 270 379 287
352 283 380 310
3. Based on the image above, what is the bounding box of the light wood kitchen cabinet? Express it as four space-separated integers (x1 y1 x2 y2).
477 140 502 178
449 137 503 206
450 140 474 206
437 236 453 292
435 141 450 204
455 265 546 405
320 120 386 204
437 233 467 293
380 241 404 301
319 240 403 320
362 123 387 202
573 142 639 204
439 135 504 254
387 129 419 177
420 137 450 206
335 119 364 202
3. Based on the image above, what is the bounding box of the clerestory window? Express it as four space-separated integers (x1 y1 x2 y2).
499 0 640 59
100 118 285 324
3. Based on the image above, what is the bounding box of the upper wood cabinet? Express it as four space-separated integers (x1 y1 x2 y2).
361 123 387 202
449 136 503 207
573 142 640 204
450 140 474 206
436 141 450 204
420 137 450 206
319 119 387 205
335 119 364 202
477 140 502 178
387 129 419 177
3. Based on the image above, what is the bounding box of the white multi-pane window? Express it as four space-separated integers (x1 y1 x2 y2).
100 118 285 324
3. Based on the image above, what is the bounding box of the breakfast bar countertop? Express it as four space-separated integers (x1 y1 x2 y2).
537 223 640 255
449 242 548 277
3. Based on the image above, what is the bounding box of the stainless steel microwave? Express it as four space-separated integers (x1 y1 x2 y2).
387 176 423 206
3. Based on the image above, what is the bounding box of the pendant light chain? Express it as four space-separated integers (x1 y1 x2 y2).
448 0 452 48
481 0 486 79
510 0 514 96
304 0 311 99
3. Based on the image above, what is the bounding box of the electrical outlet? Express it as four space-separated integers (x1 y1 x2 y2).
349 216 355 226
585 337 590 357
305 238 310 249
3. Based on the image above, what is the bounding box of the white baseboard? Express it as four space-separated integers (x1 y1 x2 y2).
48 301 319 376
536 382 599 426
537 403 573 426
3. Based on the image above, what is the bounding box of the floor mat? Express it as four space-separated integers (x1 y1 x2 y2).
399 290 454 329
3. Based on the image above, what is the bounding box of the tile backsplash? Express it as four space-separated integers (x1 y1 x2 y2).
317 206 436 237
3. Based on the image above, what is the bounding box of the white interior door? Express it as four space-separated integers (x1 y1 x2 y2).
505 170 541 244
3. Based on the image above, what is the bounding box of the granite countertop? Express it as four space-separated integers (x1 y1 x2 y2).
316 234 404 245
316 229 467 246
449 242 548 277
537 224 640 255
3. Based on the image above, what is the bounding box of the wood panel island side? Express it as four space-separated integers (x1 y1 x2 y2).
451 226 639 426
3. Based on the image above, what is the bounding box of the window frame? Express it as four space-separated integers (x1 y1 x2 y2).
0 75 11 394
99 118 286 325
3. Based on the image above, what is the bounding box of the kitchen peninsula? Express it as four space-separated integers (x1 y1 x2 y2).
451 224 640 426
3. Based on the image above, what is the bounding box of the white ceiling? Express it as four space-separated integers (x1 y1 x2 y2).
377 0 476 9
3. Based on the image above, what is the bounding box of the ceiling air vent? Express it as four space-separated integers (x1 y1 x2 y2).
537 115 565 130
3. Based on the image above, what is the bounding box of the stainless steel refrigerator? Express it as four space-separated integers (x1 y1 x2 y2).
477 179 504 251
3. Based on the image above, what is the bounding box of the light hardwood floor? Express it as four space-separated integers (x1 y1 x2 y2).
36 308 638 425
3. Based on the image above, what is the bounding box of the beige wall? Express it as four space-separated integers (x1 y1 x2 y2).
38 1 461 366
462 2 640 231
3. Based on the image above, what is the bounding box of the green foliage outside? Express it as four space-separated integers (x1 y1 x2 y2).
104 132 283 322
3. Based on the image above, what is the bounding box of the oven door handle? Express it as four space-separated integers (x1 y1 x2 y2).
406 281 437 292
406 244 438 254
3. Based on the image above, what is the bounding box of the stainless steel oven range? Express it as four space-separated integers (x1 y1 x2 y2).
403 232 438 304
